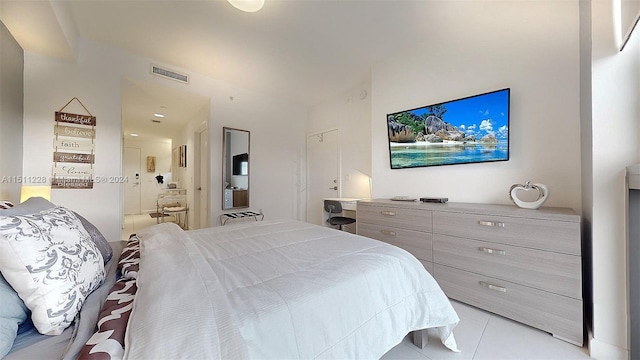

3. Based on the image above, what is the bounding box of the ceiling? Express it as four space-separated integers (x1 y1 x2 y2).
121 79 210 141
0 0 436 139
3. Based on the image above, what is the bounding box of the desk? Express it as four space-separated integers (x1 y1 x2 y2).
322 198 359 233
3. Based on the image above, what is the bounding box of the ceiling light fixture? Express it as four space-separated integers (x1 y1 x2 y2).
154 113 165 118
227 0 264 13
130 133 139 137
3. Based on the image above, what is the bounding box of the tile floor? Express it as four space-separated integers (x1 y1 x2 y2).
121 214 592 360
382 300 591 360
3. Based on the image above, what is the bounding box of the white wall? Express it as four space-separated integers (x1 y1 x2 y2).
123 137 172 213
589 0 640 357
371 1 582 211
0 20 23 203
23 38 307 240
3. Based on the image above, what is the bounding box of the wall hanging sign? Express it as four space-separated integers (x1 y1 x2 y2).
54 138 94 152
54 125 95 138
53 152 94 164
147 156 156 172
52 97 95 189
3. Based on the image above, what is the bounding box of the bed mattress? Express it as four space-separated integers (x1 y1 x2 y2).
124 220 459 359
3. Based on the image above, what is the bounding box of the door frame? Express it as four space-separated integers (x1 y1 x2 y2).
194 126 210 229
123 146 142 215
306 128 341 224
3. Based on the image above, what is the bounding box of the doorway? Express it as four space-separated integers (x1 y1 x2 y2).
123 147 141 215
306 129 340 226
121 78 211 231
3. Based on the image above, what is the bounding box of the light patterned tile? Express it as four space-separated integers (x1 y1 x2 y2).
473 315 590 360
450 300 491 325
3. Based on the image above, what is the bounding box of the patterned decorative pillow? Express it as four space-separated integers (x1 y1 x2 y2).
117 237 140 280
0 198 113 265
78 278 137 360
0 206 105 335
0 201 13 210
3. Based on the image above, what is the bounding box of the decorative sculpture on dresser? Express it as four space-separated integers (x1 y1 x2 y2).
509 181 549 209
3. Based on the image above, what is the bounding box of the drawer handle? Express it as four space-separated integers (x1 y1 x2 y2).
479 247 506 256
478 220 505 228
380 230 396 236
381 211 396 216
479 281 507 293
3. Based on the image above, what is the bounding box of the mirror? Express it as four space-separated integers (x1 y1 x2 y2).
222 127 250 209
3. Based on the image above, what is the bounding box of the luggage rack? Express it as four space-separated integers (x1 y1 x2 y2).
220 210 264 225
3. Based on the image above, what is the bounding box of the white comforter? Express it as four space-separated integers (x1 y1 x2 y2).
124 220 459 359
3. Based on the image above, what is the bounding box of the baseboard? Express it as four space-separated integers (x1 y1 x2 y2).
589 338 628 359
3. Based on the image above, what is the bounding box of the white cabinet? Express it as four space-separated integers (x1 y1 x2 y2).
356 199 583 346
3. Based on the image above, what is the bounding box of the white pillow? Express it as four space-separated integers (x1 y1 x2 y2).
0 206 105 335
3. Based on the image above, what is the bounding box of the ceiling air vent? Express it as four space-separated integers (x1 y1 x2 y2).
150 64 189 84
150 119 162 124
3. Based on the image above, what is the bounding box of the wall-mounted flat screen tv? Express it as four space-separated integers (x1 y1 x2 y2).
232 153 248 175
387 88 510 169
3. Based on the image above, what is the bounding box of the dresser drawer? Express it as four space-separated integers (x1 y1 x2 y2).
433 234 581 299
433 212 580 255
358 222 432 262
357 204 432 232
433 264 583 345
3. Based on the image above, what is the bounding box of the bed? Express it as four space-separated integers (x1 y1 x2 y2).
1 199 459 359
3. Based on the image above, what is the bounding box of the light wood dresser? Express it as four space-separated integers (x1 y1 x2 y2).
356 199 583 346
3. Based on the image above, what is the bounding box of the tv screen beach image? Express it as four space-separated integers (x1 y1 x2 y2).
387 88 510 169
